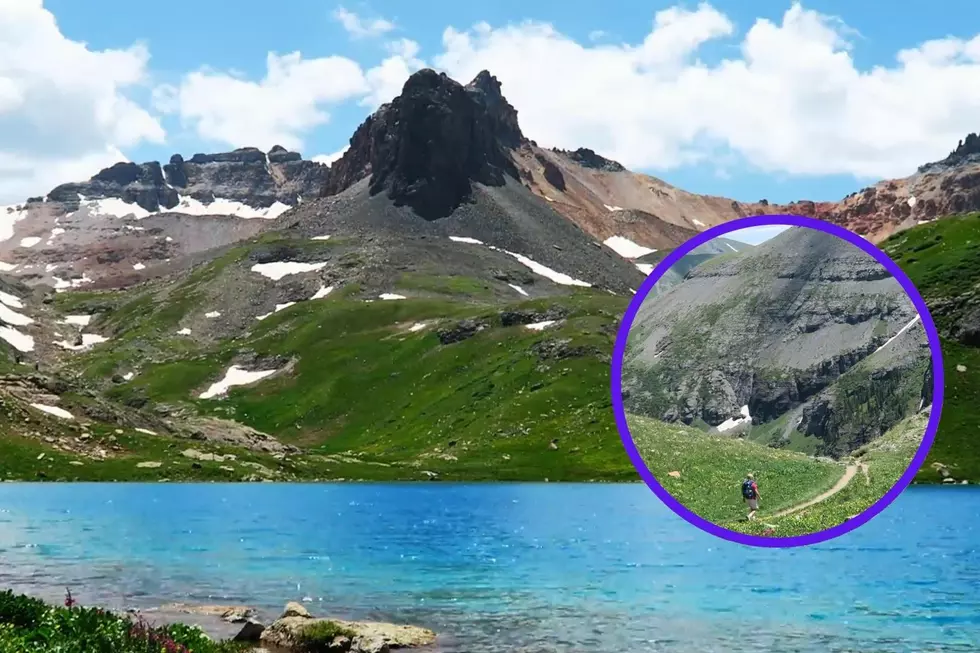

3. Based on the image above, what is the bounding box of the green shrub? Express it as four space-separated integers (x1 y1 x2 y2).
0 590 251 653
297 620 358 652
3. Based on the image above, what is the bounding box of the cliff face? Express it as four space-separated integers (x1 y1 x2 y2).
321 69 525 219
622 227 931 457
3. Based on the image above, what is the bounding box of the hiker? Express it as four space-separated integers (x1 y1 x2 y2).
742 473 760 520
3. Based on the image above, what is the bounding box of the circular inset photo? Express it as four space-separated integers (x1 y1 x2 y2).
612 215 943 548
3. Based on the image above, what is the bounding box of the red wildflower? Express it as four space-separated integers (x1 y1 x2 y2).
64 589 76 609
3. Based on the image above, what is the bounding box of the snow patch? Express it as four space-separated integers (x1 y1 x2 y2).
205 311 221 318
525 320 557 331
53 274 94 291
30 403 74 420
408 322 427 332
0 291 23 309
545 196 555 202
45 263 59 272
74 198 152 219
635 263 655 276
256 302 296 320
449 236 484 245
311 285 334 300
603 204 624 212
717 405 752 433
494 248 591 287
133 262 146 271
603 236 656 259
251 261 327 281
177 328 192 335
692 219 706 228
55 334 108 351
508 284 529 297
122 372 135 381
199 365 279 399
907 196 917 208
50 228 65 237
311 235 332 241
379 293 407 300
0 262 16 272
0 303 32 326
63 315 92 327
0 326 33 352
0 204 29 242
165 236 174 242
173 196 292 220
135 428 156 435
19 236 41 248
874 316 921 354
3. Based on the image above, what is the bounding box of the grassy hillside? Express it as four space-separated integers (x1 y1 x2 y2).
730 412 928 536
627 414 847 524
629 411 922 537
0 235 636 482
881 213 980 483
0 215 976 483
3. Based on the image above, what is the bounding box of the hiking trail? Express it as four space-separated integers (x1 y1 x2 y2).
768 462 867 519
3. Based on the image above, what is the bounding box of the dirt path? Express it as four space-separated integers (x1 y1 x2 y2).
768 462 866 519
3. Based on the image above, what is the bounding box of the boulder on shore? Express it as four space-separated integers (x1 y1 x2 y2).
260 603 436 653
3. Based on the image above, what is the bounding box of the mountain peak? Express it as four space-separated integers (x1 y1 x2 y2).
322 69 525 219
918 132 980 173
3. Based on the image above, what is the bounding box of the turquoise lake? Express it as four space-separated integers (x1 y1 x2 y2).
0 483 977 652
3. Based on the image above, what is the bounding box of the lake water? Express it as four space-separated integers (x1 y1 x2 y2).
0 483 977 652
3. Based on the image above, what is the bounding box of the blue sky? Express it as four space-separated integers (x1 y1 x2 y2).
11 1 980 205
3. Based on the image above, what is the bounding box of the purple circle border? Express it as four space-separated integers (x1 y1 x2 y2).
610 214 945 549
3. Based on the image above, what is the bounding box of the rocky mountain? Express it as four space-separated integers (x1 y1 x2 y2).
0 67 972 482
622 227 932 458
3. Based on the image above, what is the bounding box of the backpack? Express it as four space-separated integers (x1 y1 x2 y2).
742 479 757 499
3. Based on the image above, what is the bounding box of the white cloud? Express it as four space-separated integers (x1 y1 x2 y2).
362 39 426 108
0 0 165 202
162 37 426 148
159 52 371 151
431 2 980 179
313 146 349 166
333 7 395 39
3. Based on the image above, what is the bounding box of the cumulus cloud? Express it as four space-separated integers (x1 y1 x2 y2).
333 6 396 39
157 52 371 151
0 0 164 202
431 2 980 179
361 39 427 108
312 146 350 166
160 40 425 149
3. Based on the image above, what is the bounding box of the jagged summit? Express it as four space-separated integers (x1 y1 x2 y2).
45 146 328 213
322 68 527 219
918 132 980 173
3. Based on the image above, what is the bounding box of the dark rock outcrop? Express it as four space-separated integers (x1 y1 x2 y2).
438 319 490 344
47 146 329 213
322 69 526 219
552 147 626 172
47 162 178 212
919 132 980 173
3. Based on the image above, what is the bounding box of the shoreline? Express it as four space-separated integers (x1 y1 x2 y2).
1 587 439 652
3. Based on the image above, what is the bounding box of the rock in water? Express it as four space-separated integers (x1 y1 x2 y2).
261 604 436 653
281 601 312 619
233 619 265 642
